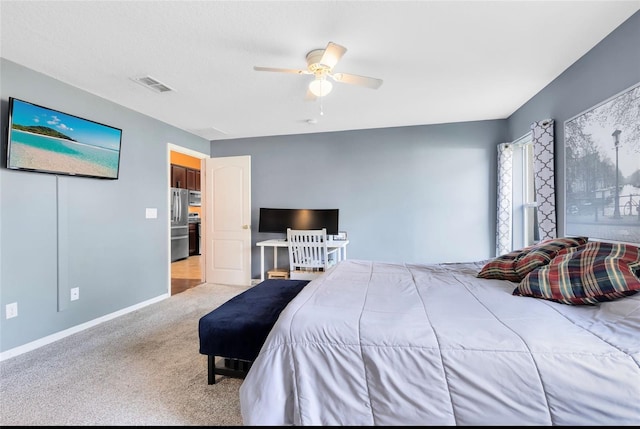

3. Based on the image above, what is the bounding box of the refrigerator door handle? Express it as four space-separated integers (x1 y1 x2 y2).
174 190 180 223
172 191 177 223
175 190 179 222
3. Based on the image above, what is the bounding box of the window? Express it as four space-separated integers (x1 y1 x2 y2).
512 133 538 250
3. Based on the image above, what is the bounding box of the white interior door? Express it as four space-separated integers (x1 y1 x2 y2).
203 155 251 286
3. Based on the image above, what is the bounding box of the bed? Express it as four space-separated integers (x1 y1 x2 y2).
239 239 640 425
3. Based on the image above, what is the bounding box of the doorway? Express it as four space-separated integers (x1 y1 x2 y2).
171 254 202 294
168 143 208 295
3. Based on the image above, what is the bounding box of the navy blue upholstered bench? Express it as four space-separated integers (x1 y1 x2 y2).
198 279 309 384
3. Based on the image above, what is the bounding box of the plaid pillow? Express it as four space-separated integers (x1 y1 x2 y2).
476 249 524 282
513 236 588 278
477 236 588 282
514 241 640 305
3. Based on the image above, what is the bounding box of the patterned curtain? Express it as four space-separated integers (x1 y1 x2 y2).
531 119 557 240
495 143 513 256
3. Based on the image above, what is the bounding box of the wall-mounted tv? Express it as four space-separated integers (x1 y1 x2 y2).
6 97 122 179
259 208 339 235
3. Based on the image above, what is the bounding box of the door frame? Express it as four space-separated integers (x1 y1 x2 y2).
167 143 208 295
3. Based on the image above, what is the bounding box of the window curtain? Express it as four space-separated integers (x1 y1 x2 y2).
531 119 557 240
495 143 513 256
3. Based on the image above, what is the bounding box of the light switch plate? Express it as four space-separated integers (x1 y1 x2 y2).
6 302 18 319
145 208 158 219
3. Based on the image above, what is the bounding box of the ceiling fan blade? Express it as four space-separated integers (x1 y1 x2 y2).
331 72 383 89
320 42 347 69
253 66 310 75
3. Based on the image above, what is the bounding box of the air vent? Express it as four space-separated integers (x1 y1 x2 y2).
132 75 174 93
192 127 227 140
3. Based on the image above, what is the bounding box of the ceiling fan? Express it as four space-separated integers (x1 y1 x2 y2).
253 42 383 100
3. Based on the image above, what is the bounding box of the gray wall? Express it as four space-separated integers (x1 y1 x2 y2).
0 59 211 354
212 11 640 278
212 121 506 278
508 11 640 237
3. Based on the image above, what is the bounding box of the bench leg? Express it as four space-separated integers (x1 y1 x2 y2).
207 356 253 384
208 355 216 385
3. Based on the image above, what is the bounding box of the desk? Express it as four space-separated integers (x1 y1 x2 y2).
256 239 350 281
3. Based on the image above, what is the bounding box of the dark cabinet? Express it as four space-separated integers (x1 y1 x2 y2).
171 164 187 189
171 164 200 190
186 169 196 190
189 223 198 256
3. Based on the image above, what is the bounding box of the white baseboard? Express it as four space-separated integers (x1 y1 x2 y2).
0 293 170 362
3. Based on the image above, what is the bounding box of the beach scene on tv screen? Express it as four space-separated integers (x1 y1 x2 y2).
8 99 121 179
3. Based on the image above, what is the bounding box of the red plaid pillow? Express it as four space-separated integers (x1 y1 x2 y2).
476 249 523 282
514 241 640 305
477 237 588 282
513 236 588 278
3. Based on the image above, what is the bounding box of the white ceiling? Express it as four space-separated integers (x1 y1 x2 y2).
1 1 638 141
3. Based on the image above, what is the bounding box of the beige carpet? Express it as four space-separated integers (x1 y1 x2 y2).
0 283 250 426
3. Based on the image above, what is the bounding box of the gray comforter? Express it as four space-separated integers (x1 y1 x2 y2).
239 259 640 425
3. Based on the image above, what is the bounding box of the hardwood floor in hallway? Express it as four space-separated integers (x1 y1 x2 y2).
171 255 203 295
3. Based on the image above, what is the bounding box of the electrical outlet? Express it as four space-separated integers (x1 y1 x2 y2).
70 287 80 301
6 302 18 319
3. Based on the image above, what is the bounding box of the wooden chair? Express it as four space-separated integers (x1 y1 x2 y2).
287 228 338 280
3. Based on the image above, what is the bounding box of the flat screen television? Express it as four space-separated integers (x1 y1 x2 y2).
6 97 123 179
259 208 339 235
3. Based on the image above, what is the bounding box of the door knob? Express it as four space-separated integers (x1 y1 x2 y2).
242 225 249 229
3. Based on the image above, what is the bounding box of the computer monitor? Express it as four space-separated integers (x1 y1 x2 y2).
258 208 339 235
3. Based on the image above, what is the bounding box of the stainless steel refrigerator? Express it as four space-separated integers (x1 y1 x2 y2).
171 188 189 262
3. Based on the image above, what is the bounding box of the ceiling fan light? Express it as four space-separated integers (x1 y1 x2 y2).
309 78 333 97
